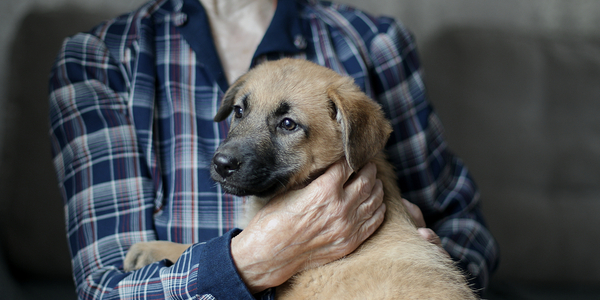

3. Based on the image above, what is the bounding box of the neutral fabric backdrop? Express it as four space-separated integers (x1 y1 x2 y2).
1 0 599 298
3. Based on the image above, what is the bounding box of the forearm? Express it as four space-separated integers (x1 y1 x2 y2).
69 230 254 300
426 153 499 290
433 203 499 292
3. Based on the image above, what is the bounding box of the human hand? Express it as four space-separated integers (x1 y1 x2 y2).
231 160 386 294
402 199 450 257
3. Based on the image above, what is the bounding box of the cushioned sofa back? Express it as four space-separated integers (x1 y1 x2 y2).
422 28 600 284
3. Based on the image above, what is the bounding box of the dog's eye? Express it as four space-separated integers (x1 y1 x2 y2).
233 106 243 118
279 118 297 131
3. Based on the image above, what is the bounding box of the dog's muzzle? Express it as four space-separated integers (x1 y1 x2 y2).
212 153 240 178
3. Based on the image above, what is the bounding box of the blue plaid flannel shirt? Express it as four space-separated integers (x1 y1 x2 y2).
49 0 499 298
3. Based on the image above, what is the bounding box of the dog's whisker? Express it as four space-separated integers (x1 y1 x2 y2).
276 178 287 189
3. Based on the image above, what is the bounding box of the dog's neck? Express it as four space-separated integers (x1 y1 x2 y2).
199 0 276 84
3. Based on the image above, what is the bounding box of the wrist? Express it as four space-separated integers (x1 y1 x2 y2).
231 234 267 293
230 230 301 294
191 229 253 299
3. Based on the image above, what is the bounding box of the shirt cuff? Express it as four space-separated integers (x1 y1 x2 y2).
195 228 255 299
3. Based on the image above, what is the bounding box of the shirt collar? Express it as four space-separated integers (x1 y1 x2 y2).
177 0 228 90
173 0 305 91
254 0 307 57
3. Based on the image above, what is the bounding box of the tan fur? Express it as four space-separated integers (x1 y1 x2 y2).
277 154 475 299
124 59 477 299
124 241 190 272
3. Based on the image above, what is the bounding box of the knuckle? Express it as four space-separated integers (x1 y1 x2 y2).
356 175 371 191
312 177 343 201
350 176 371 201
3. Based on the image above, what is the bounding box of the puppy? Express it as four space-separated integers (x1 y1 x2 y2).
125 58 477 299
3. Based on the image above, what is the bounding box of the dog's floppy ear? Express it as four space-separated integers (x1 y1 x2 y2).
327 80 393 171
214 74 247 122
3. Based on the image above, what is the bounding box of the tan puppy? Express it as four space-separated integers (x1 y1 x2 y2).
125 59 477 299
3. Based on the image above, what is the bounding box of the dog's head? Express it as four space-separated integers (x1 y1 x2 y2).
211 58 392 198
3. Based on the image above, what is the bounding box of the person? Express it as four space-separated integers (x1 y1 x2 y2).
48 0 499 299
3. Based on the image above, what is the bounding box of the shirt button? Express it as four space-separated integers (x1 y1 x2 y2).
294 34 307 49
172 12 188 27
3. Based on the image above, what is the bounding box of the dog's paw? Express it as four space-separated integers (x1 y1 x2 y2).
123 242 163 272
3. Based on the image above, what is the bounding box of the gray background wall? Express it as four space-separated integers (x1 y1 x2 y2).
1 0 599 299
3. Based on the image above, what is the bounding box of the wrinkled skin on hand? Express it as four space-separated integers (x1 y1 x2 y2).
231 160 386 294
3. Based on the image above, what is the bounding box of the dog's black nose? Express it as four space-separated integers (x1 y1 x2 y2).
213 153 240 178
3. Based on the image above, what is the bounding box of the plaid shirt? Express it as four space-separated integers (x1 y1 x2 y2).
49 0 499 298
